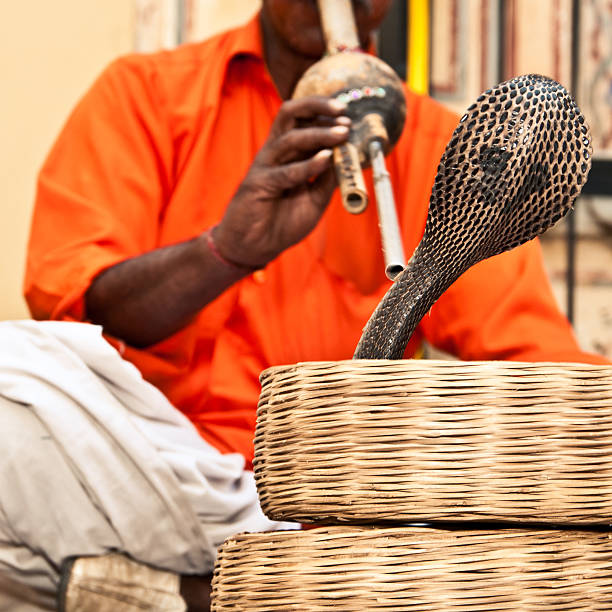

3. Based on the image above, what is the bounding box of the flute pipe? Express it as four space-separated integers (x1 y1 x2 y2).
333 143 369 214
316 0 360 54
369 139 406 280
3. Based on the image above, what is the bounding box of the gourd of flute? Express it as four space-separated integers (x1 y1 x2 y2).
293 0 407 215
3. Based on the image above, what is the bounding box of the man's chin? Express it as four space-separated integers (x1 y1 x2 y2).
288 31 327 60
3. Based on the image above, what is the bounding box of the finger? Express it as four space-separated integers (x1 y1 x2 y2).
296 115 352 129
273 125 350 164
266 149 333 192
274 96 348 133
334 115 352 127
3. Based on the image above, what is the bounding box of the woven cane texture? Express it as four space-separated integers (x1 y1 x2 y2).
255 360 612 525
211 526 612 611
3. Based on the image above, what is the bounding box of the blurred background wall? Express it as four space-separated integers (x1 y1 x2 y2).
0 1 133 320
1 0 611 356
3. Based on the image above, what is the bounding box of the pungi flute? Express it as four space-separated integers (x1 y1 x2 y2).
294 0 407 280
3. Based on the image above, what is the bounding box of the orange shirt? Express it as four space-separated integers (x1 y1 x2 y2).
25 14 607 467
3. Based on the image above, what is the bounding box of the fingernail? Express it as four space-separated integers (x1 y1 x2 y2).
315 149 333 160
331 125 349 135
335 116 352 126
330 99 347 111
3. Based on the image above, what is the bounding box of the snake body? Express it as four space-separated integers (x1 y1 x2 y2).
354 75 592 359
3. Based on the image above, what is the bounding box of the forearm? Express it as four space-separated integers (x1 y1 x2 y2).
84 96 348 348
85 232 251 348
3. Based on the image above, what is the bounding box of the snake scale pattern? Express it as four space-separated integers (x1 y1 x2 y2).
354 74 592 359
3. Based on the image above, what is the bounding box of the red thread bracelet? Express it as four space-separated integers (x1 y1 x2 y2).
206 226 259 273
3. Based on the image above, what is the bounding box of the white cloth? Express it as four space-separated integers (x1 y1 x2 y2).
0 320 295 610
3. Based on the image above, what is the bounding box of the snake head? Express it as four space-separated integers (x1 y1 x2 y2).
423 74 592 270
354 75 592 360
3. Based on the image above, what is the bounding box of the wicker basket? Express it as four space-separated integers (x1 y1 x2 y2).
212 526 612 611
255 360 612 525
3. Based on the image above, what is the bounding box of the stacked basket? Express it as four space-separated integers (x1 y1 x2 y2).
211 359 612 610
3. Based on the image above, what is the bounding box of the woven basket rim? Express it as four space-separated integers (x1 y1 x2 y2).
260 359 612 381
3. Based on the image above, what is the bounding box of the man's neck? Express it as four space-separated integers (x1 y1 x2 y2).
259 13 320 101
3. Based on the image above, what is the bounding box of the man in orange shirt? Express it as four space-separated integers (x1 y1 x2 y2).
11 0 607 609
25 0 606 467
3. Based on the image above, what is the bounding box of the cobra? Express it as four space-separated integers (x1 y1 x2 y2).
354 74 592 359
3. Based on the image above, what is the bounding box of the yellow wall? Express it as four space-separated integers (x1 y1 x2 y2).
0 1 133 320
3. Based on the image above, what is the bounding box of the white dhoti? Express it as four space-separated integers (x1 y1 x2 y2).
0 321 295 610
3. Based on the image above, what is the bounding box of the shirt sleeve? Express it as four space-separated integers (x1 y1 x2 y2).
24 55 173 322
420 237 608 364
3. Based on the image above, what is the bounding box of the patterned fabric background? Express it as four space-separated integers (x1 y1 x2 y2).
578 0 612 157
430 0 611 158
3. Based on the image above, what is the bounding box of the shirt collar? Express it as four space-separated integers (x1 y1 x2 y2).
224 11 266 65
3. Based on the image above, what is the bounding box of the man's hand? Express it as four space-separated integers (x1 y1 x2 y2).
212 96 351 268
85 97 351 347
